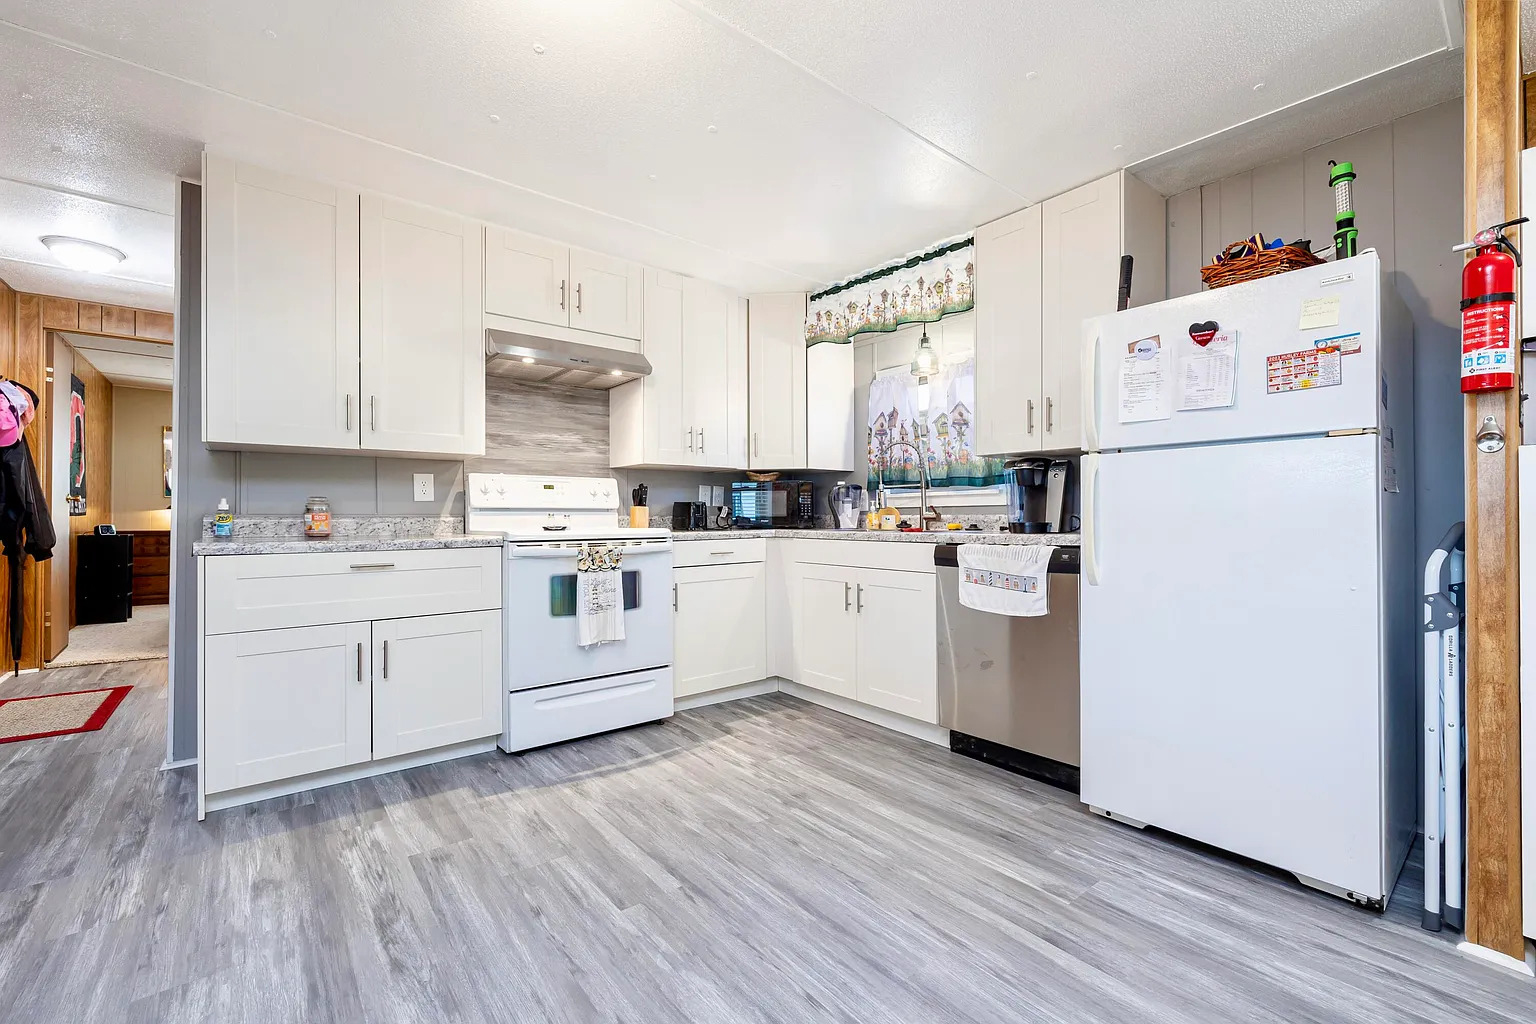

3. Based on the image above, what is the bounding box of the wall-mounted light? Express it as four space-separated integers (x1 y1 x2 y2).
40 235 126 274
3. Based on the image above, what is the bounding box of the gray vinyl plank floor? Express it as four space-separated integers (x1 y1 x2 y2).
1 662 1533 1023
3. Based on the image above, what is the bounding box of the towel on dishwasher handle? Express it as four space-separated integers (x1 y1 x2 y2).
957 543 1054 616
577 544 625 647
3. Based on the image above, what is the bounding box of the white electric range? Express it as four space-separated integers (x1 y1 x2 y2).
466 473 674 752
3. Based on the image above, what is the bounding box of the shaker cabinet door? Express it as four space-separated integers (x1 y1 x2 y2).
371 610 502 759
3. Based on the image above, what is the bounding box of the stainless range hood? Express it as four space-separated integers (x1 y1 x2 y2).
485 328 651 390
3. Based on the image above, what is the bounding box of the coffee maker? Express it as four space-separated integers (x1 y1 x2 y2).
1004 459 1070 533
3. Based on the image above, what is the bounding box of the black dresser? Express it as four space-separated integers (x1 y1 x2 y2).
76 533 134 625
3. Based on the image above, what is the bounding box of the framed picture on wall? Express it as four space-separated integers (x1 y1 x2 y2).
68 374 86 517
163 426 172 499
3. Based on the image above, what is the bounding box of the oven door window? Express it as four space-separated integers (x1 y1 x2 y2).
548 571 641 617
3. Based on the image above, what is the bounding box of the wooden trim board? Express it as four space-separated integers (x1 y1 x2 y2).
1462 0 1525 961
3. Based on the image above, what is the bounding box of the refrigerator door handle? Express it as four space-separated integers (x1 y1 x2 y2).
1083 327 1101 452
1082 452 1101 586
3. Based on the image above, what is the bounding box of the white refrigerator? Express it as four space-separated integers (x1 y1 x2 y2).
1079 251 1418 908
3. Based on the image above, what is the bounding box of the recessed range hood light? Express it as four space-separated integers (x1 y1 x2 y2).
485 328 651 390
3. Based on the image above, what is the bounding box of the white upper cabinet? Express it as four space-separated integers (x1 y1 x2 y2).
569 247 644 341
748 292 809 470
360 196 485 457
974 170 1166 456
806 341 856 473
610 271 745 470
483 226 569 326
975 205 1043 457
484 228 643 345
204 156 484 458
204 155 359 450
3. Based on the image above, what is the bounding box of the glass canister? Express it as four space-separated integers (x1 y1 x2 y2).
304 496 332 538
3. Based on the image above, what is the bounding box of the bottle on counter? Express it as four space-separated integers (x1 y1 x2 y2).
213 498 233 538
304 496 332 539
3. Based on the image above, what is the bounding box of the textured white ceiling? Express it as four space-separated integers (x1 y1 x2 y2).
0 178 174 310
61 333 173 390
0 0 1463 295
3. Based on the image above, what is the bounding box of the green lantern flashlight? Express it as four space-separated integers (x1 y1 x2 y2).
1328 160 1357 260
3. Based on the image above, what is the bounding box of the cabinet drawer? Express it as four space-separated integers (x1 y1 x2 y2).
204 547 502 635
672 537 766 567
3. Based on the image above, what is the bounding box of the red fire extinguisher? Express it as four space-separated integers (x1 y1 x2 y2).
1455 216 1526 394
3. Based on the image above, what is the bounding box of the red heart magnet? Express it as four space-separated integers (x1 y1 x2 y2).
1189 321 1219 347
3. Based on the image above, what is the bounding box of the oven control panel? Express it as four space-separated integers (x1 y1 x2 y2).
467 474 619 511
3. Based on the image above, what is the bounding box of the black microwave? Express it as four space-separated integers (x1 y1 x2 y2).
730 480 816 529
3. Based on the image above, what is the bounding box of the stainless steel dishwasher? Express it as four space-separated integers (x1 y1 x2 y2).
935 543 1080 791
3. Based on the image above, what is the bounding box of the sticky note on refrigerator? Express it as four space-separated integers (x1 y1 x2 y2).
1299 295 1341 330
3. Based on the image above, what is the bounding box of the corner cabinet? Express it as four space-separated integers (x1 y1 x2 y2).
747 292 809 470
484 225 643 347
203 155 484 458
609 271 747 470
974 170 1166 456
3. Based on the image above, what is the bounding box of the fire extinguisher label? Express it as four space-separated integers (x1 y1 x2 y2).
1461 302 1514 378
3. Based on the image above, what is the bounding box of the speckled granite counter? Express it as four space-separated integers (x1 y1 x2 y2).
193 534 506 556
192 513 506 556
668 529 1080 546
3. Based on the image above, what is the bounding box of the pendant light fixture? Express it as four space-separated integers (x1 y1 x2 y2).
910 326 938 379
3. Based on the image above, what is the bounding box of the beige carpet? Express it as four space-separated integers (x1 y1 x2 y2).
0 685 132 742
49 604 169 668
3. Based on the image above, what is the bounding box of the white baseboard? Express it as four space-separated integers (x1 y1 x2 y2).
777 679 950 747
674 679 779 711
201 736 499 816
1456 940 1536 977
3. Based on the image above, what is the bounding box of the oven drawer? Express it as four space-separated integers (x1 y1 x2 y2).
203 547 503 635
672 537 766 567
501 667 674 752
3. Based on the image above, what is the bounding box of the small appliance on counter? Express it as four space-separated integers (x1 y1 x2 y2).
1005 459 1070 533
827 481 865 530
671 501 708 531
730 479 816 529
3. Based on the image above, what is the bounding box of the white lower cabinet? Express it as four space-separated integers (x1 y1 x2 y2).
199 548 503 815
674 562 767 697
204 622 374 794
372 610 502 759
796 563 860 699
794 561 937 722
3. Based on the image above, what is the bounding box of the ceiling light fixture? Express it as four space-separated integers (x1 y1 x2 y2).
489 114 501 123
707 124 718 133
1253 82 1265 91
521 356 536 364
533 43 546 54
39 235 125 274
910 327 938 379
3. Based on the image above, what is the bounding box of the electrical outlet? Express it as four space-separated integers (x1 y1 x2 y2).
413 473 434 503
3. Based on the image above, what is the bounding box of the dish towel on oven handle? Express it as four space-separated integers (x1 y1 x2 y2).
957 543 1053 616
577 543 625 646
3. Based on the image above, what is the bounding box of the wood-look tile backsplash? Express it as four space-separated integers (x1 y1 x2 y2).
467 376 611 478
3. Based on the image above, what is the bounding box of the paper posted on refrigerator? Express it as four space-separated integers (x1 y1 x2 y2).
1118 335 1171 423
1177 332 1237 411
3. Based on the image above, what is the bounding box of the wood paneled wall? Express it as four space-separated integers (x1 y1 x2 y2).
0 285 52 672
65 351 113 630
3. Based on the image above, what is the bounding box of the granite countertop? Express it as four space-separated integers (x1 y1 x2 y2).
668 528 1080 546
193 534 506 556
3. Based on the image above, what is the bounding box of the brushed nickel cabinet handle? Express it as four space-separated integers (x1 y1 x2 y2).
753 432 759 458
1046 396 1054 433
672 582 678 611
370 395 377 431
576 282 582 313
382 640 389 680
349 562 395 571
1027 399 1034 434
559 279 566 311
345 394 353 432
356 642 362 682
699 427 705 455
844 582 851 611
856 584 864 613
687 427 694 452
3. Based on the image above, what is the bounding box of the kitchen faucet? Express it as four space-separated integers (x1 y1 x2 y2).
875 436 941 530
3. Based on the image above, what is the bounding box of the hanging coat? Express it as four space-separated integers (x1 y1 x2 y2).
0 434 54 669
